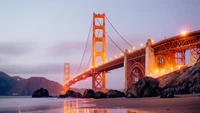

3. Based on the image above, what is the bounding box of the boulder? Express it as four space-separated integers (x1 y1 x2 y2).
94 91 106 99
74 92 82 98
58 94 66 98
126 77 160 98
106 90 125 98
32 88 49 97
65 90 82 98
83 89 95 98
65 90 76 97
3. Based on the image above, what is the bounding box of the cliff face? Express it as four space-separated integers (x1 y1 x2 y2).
0 72 62 96
158 57 200 88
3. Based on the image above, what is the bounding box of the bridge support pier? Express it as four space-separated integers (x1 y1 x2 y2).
145 39 155 76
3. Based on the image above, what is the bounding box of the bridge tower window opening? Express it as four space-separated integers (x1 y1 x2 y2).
92 13 106 92
95 29 103 38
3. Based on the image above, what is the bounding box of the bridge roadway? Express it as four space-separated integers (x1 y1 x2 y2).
65 30 200 86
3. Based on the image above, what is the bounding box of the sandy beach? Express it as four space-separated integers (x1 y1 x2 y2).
86 94 200 113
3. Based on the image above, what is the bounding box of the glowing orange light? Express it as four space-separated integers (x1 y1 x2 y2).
128 49 131 53
155 70 158 74
83 75 85 78
151 40 154 43
75 79 77 81
181 31 187 36
140 43 143 47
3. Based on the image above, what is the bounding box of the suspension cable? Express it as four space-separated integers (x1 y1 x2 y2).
76 21 92 75
84 19 102 71
105 16 133 48
96 19 124 52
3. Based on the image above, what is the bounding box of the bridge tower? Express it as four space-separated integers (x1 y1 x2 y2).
61 63 70 94
92 13 106 92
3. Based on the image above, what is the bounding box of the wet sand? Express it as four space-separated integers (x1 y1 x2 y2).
87 94 200 113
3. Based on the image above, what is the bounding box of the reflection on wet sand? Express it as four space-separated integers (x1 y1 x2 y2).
63 99 108 113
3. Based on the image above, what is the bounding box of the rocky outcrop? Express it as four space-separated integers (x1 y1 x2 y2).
94 91 106 99
83 89 95 98
158 57 200 95
32 88 49 97
58 90 82 98
126 77 160 98
106 90 125 98
160 92 174 98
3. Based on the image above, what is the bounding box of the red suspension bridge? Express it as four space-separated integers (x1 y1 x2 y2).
62 13 200 93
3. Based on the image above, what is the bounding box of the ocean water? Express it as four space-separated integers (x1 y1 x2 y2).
0 96 145 113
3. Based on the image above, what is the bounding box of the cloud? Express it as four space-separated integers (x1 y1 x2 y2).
0 41 35 56
0 62 80 75
49 41 91 57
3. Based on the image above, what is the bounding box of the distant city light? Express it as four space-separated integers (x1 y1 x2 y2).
140 43 143 47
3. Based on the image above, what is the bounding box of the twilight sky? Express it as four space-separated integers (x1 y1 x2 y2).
0 0 200 89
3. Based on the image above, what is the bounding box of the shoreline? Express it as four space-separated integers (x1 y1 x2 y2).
82 93 200 113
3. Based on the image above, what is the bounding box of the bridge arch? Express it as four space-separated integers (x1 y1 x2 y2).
127 62 145 88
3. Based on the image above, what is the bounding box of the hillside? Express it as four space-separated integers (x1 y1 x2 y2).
0 72 63 96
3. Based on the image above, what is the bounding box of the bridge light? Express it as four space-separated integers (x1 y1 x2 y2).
155 70 158 74
151 40 154 43
128 49 131 53
120 52 123 56
171 67 173 71
115 56 117 58
140 43 143 47
132 47 136 50
83 75 85 78
181 31 187 36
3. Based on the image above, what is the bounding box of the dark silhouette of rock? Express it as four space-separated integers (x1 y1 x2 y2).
65 90 76 97
58 90 82 98
106 89 125 98
126 77 160 98
32 88 49 97
94 91 106 99
74 92 82 98
83 89 95 98
190 85 200 93
160 92 174 98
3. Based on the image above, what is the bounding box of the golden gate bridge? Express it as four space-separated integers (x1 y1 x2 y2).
61 13 200 94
